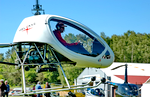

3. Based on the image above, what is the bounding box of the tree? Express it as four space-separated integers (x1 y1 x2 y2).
25 69 37 85
64 33 77 43
64 66 84 85
0 53 4 61
36 73 44 84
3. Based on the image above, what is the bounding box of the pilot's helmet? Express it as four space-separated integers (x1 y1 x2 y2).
56 22 67 29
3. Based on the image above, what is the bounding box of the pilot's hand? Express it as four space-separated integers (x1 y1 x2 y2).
78 40 82 43
78 40 83 45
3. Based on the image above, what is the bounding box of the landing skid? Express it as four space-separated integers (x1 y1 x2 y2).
15 77 104 96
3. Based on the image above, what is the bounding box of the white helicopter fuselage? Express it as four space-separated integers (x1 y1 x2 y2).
13 14 114 68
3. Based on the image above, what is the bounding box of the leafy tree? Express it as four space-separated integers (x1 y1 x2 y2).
25 69 37 85
0 53 4 61
56 65 84 85
64 33 77 43
36 72 44 84
64 66 84 85
43 70 59 84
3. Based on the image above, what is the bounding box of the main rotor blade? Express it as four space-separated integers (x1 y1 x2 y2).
0 61 18 65
111 65 126 70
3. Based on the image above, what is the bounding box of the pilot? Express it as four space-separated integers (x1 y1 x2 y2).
53 22 89 55
53 22 80 46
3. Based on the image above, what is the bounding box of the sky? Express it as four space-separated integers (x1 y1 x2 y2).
0 0 150 55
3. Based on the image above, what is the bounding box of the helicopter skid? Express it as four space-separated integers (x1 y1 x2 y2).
14 79 103 96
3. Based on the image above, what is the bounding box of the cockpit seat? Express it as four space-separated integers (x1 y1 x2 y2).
67 43 90 55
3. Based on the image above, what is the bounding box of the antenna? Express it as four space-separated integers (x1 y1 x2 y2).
32 0 45 15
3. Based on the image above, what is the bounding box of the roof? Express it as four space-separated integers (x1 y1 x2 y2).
114 75 150 84
145 78 150 84
101 62 150 76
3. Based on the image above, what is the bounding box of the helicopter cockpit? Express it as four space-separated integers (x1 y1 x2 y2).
49 18 110 58
116 84 139 96
12 14 114 68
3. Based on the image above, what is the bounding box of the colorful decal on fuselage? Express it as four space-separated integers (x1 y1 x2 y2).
19 23 36 34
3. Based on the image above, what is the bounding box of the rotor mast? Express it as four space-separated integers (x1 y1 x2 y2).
111 64 128 84
32 0 45 15
124 64 128 84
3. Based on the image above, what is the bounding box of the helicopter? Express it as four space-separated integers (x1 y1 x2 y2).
0 0 114 95
107 64 139 96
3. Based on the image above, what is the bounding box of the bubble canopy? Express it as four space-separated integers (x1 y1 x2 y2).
48 16 111 57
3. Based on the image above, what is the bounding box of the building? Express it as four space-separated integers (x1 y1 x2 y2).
141 78 150 97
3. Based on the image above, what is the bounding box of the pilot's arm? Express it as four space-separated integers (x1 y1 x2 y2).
54 30 79 46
